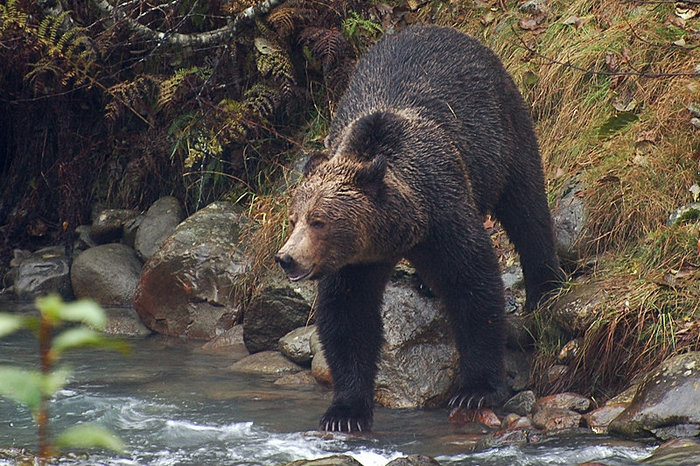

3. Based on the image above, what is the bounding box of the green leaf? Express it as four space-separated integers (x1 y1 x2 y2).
597 111 639 139
41 366 71 396
35 295 107 329
0 313 24 338
55 424 125 453
56 300 107 330
51 328 131 359
0 366 43 414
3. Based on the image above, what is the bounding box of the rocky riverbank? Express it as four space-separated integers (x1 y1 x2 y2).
1 195 699 464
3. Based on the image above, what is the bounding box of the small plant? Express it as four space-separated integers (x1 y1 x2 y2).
0 295 128 464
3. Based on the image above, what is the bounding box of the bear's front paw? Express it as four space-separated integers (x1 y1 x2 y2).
448 386 508 410
320 404 372 433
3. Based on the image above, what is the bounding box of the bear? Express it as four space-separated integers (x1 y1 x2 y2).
275 24 562 432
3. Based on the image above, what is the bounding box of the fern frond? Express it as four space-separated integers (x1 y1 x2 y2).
300 26 348 69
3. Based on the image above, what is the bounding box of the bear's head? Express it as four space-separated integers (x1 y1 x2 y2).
276 112 402 281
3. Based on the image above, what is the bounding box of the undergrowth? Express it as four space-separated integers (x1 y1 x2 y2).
429 0 700 398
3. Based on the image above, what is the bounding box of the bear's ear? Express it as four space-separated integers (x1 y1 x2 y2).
302 150 330 177
345 111 402 162
353 154 386 192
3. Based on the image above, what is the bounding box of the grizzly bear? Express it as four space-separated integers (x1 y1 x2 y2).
275 25 561 432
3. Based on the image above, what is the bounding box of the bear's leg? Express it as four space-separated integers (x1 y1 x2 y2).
316 262 394 432
407 224 507 409
494 177 563 311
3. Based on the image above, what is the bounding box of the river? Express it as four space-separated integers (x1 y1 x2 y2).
0 311 655 465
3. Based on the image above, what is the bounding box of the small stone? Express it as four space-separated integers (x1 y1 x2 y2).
285 455 363 466
279 325 316 365
535 392 591 413
501 413 533 431
274 370 316 386
229 351 304 375
532 407 582 432
557 338 582 363
448 407 500 428
385 454 440 466
311 347 332 386
504 390 536 416
583 403 628 434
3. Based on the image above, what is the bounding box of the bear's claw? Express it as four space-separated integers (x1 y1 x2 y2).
319 404 371 433
448 387 506 410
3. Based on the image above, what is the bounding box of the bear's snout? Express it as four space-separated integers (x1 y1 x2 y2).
275 251 295 270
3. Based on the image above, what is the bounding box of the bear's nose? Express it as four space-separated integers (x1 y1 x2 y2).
275 252 295 271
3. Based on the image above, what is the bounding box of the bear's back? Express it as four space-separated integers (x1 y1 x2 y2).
327 25 537 213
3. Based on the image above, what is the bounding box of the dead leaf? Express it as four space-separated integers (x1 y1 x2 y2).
605 51 619 72
519 15 546 31
562 15 584 28
483 215 496 229
675 5 698 21
666 13 686 28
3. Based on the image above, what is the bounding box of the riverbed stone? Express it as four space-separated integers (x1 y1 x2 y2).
309 328 332 385
504 390 536 416
448 407 501 428
71 243 142 305
14 246 73 299
279 325 316 365
134 201 249 339
134 196 184 261
90 208 140 244
505 349 532 392
535 392 591 413
285 455 363 466
229 351 304 375
243 273 312 353
385 455 440 466
609 352 700 439
201 325 246 352
103 307 151 337
550 283 604 335
641 438 700 465
274 370 316 386
532 407 582 432
374 282 458 409
584 403 628 434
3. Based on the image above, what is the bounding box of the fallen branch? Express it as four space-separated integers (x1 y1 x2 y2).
92 0 284 48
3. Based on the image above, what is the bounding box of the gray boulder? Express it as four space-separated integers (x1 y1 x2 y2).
134 201 249 339
374 282 458 409
71 243 142 305
14 246 72 299
243 273 312 353
134 196 184 260
550 282 604 335
609 352 700 439
552 181 588 264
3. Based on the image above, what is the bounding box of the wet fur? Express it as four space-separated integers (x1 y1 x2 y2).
282 25 562 432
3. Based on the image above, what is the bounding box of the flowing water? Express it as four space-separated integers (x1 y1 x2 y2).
0 307 655 465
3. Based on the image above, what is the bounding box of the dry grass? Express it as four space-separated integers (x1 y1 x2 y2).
426 0 700 398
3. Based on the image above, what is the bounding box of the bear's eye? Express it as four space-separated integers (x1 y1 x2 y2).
309 220 326 230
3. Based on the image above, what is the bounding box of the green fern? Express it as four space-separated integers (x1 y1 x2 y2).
0 0 28 32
